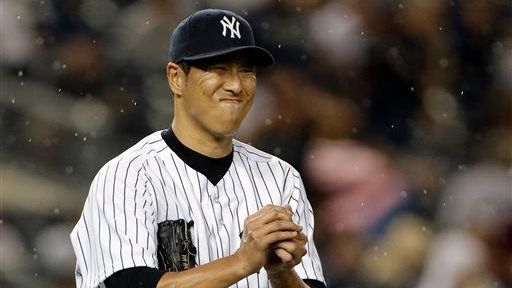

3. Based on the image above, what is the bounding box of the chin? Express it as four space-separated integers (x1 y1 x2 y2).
211 122 242 138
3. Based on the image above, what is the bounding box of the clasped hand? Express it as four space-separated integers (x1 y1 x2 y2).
236 204 308 275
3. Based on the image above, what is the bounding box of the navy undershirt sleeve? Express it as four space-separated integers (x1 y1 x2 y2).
303 279 327 288
104 267 166 288
104 267 326 288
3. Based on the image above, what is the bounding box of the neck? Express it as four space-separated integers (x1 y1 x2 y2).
171 120 233 159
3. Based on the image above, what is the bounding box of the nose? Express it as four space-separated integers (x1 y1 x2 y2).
223 70 243 95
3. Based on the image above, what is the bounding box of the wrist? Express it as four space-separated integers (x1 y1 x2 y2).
233 249 257 276
267 268 307 287
266 267 291 278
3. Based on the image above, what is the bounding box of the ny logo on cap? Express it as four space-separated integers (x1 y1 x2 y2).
220 16 241 39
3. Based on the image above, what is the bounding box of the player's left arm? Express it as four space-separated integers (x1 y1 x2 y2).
266 166 326 288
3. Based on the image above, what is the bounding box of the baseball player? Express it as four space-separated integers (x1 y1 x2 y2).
70 9 325 288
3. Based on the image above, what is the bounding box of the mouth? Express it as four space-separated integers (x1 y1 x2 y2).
220 98 243 104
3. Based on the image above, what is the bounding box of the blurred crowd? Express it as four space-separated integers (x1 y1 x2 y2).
1 0 511 287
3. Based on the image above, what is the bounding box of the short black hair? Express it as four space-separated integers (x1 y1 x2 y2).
178 62 190 74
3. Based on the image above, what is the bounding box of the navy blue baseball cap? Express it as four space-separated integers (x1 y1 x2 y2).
168 9 274 66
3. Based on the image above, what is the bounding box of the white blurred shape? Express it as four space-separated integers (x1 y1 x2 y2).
0 0 35 66
34 223 75 278
309 2 366 66
70 98 111 134
438 164 512 232
423 86 459 122
416 229 487 288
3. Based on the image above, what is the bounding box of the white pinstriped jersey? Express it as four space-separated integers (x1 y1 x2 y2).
70 130 325 288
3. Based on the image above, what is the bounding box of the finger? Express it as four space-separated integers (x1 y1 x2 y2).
258 230 298 246
252 220 302 237
246 209 295 229
273 241 307 263
272 240 296 253
297 232 308 243
244 204 284 223
274 248 293 263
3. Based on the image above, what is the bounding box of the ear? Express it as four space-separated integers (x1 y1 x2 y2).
167 62 186 97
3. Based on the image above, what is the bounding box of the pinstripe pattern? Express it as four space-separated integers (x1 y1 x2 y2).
70 131 325 288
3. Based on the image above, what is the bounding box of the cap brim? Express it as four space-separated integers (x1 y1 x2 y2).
181 46 274 67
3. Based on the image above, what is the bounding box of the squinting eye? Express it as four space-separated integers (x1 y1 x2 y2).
210 65 227 71
241 67 255 74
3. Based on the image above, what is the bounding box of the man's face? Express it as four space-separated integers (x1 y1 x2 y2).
178 55 257 137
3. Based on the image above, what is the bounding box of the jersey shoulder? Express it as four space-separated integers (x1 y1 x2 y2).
232 139 296 171
97 130 167 175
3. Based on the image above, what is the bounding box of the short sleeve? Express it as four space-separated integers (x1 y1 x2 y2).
70 159 159 288
282 167 326 284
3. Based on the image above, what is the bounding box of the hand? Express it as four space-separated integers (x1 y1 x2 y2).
235 205 302 275
265 231 308 275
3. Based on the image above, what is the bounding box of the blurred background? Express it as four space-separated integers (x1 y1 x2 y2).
1 0 511 287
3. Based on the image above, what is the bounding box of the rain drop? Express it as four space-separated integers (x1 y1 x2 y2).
35 37 45 45
43 138 52 147
439 58 449 68
65 166 74 174
145 20 149 24
83 137 87 142
52 60 61 70
17 15 21 21
18 70 23 77
264 119 272 125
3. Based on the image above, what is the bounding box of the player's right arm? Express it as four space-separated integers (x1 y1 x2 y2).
155 205 302 288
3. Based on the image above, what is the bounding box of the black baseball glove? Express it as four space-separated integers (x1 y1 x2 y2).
156 219 197 271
